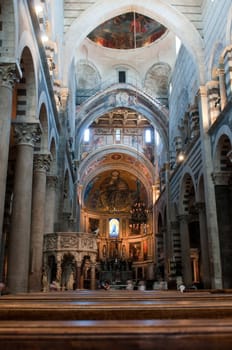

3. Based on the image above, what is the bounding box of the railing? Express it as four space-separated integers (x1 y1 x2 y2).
76 77 168 107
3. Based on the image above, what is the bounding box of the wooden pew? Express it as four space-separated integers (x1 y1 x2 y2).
1 290 232 349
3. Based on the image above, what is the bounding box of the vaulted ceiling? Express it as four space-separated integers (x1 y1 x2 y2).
64 1 204 36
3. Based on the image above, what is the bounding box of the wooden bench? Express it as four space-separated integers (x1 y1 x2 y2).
1 290 232 349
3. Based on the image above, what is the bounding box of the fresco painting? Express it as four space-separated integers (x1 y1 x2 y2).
88 12 167 50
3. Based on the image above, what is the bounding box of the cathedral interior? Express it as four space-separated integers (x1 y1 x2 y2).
1 0 232 348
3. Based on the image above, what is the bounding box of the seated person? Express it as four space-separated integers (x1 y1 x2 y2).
138 280 146 291
101 280 110 290
50 280 58 291
0 282 5 296
126 280 134 290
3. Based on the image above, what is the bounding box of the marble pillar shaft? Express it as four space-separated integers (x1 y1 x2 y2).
8 143 34 292
198 86 222 289
197 203 211 288
45 175 58 233
29 154 51 292
90 263 96 290
7 122 41 293
0 64 17 274
179 215 192 286
76 262 81 289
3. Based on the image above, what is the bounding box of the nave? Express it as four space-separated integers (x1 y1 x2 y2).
1 289 232 349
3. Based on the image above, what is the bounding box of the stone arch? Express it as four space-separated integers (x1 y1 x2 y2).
78 146 155 207
196 171 205 203
49 138 57 175
75 85 169 155
179 172 196 215
208 42 224 81
144 62 171 102
213 133 232 173
75 59 101 105
63 0 205 85
61 253 75 290
15 46 37 121
169 87 189 145
75 59 101 88
47 254 57 284
179 172 202 286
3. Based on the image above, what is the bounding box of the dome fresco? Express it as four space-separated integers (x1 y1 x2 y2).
87 12 167 50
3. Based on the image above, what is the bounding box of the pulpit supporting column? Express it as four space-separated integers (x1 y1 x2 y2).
76 261 81 289
90 263 96 290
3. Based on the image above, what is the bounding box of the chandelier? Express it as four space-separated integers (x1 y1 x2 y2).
129 179 148 233
129 11 148 233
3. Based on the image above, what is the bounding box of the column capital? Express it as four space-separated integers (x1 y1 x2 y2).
195 202 206 213
177 214 189 223
216 67 225 76
197 85 207 98
47 175 58 188
0 63 19 88
34 153 52 172
170 221 179 230
211 171 231 185
13 122 41 146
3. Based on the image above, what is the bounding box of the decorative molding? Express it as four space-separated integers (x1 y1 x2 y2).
44 232 98 253
0 63 19 88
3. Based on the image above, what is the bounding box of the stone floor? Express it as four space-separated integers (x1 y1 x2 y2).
1 289 232 349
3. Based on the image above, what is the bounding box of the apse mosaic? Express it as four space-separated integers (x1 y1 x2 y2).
84 170 147 213
88 12 167 50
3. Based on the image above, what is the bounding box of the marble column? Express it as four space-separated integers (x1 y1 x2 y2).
44 175 58 233
56 257 62 290
90 262 96 290
7 122 41 293
178 214 192 287
196 202 211 288
164 162 172 280
198 86 222 288
0 64 18 276
29 153 51 292
76 261 81 289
